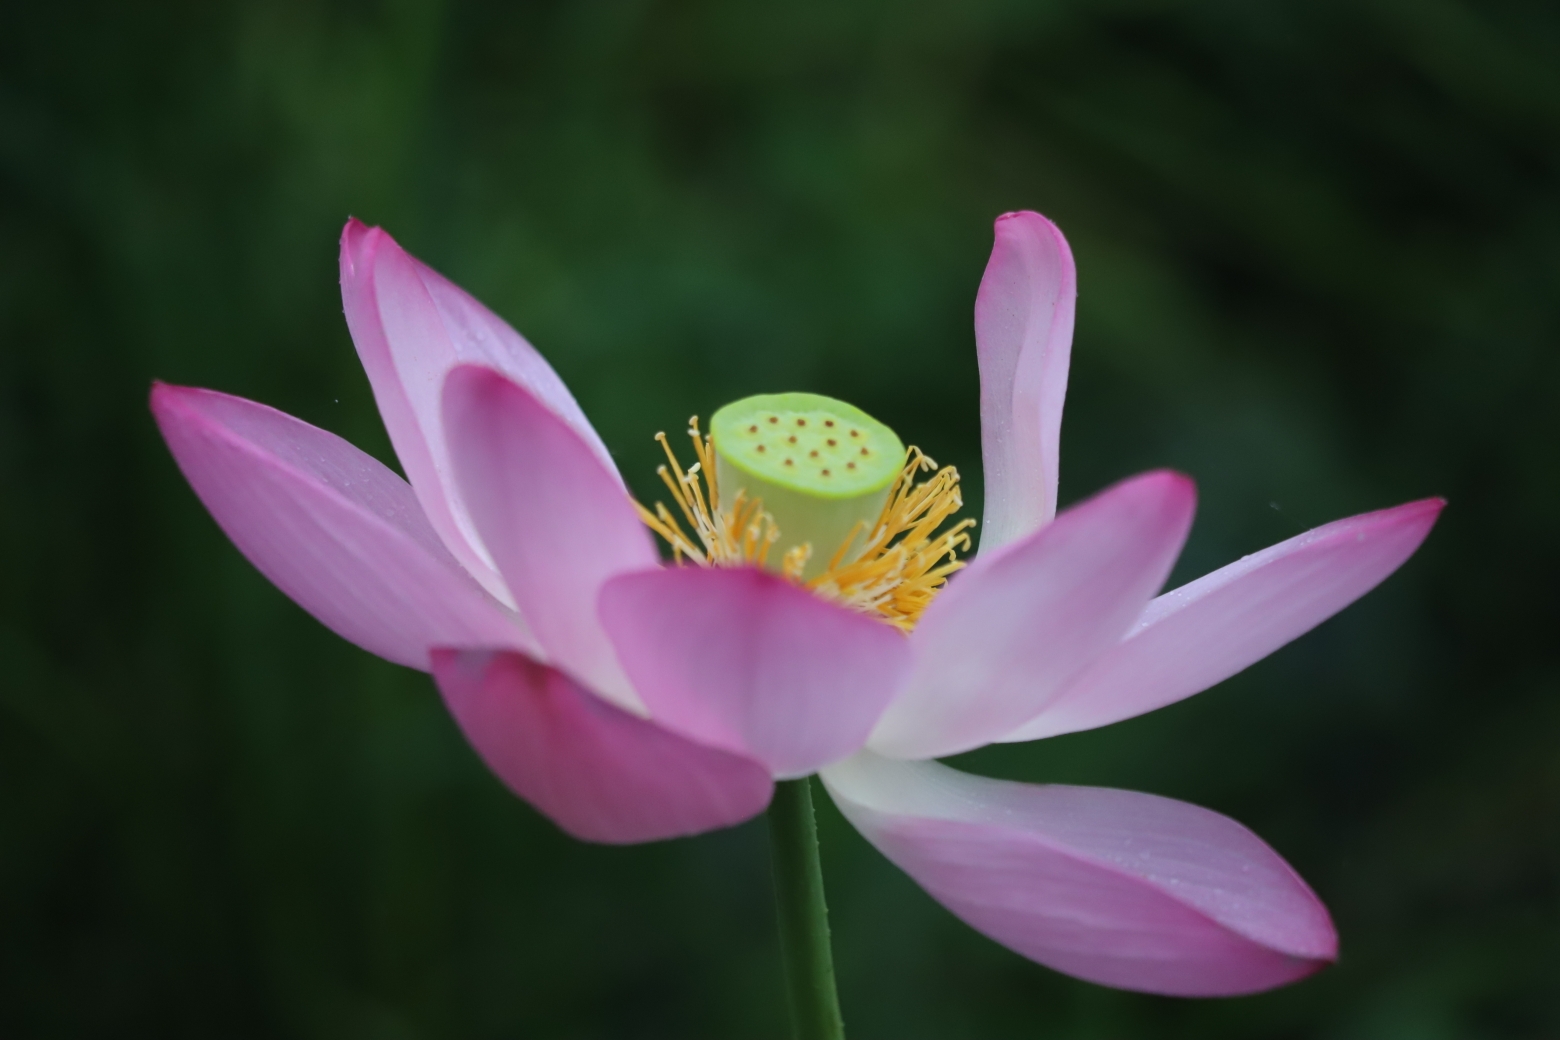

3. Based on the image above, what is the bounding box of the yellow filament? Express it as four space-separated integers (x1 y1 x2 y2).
633 419 796 577
807 447 976 631
637 418 974 631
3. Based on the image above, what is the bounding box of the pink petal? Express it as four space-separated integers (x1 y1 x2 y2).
822 753 1336 996
599 566 913 779
150 383 534 670
432 649 773 843
868 471 1196 761
1002 497 1445 742
975 211 1077 552
441 365 659 710
340 220 617 605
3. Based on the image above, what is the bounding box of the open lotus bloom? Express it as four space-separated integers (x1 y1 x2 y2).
151 212 1441 997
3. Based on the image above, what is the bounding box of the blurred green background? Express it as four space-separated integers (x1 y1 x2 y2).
3 0 1558 1037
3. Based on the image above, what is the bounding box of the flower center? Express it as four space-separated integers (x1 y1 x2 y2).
633 392 975 631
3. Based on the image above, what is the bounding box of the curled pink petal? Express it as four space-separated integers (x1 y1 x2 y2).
975 211 1077 551
822 753 1336 996
442 365 659 710
599 566 912 779
340 220 616 604
868 471 1195 761
150 383 534 670
1002 497 1446 742
431 649 773 844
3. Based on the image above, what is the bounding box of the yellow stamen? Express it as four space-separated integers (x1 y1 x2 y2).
637 419 974 631
806 447 975 631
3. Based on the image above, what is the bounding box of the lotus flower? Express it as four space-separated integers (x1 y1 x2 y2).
151 212 1441 997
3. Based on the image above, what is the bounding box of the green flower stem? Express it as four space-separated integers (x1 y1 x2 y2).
768 777 846 1040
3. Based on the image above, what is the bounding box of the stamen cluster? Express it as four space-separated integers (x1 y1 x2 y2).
635 420 975 631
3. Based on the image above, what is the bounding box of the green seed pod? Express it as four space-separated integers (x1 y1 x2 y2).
709 392 904 580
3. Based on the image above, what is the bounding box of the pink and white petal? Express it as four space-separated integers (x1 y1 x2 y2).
1002 497 1446 742
340 220 616 603
599 567 912 779
442 365 659 710
151 383 533 670
432 649 773 844
868 471 1196 761
822 752 1336 996
975 211 1078 552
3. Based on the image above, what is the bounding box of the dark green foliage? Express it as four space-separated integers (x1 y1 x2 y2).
2 0 1557 1036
